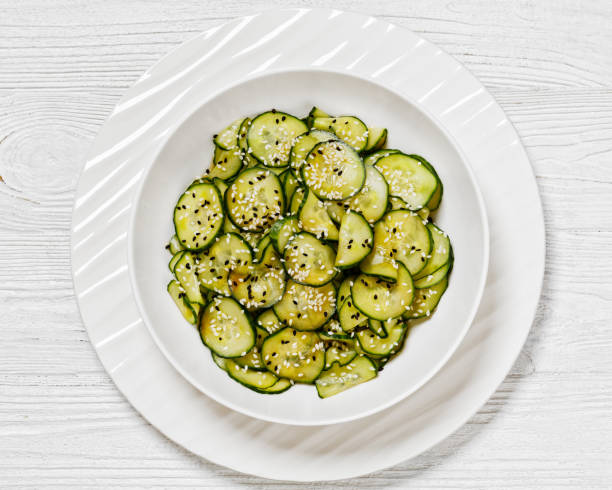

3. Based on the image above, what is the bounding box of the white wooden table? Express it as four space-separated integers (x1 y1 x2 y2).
1 1 611 487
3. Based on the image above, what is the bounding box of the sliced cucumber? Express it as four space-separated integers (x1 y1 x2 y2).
261 378 292 394
363 148 400 166
214 117 244 150
197 233 253 296
237 118 259 167
256 309 284 334
408 154 443 211
229 245 286 311
208 146 243 180
405 276 449 319
167 280 199 324
211 352 227 371
174 183 224 251
336 276 354 311
414 251 453 288
298 189 339 240
363 126 387 153
388 196 408 211
360 210 432 280
325 200 348 224
302 140 365 200
169 250 184 273
284 232 337 286
312 116 369 152
315 355 377 398
306 106 330 128
351 261 414 321
375 153 438 211
260 327 325 383
225 168 284 232
319 319 351 340
226 359 279 391
212 177 228 199
233 346 266 371
338 296 368 332
415 223 451 280
254 234 272 261
167 235 183 255
174 251 204 305
289 186 305 215
335 211 373 268
289 129 336 174
324 340 357 369
368 318 389 338
199 297 256 358
273 280 336 331
346 165 388 223
247 111 307 167
269 216 300 253
357 320 406 356
280 169 300 207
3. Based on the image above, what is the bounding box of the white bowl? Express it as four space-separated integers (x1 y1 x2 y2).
128 69 489 426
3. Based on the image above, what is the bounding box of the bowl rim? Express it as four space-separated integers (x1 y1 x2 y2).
127 66 490 426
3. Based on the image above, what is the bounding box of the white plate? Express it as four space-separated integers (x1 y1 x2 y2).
72 8 544 481
128 69 489 425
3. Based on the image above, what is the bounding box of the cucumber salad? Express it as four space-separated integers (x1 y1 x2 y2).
166 107 453 398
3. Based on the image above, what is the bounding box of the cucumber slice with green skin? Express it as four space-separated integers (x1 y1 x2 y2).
197 233 253 296
408 154 443 211
363 148 400 166
229 245 286 311
254 234 272 261
261 378 292 394
319 319 351 340
260 327 325 383
169 250 184 273
357 321 406 356
417 207 430 221
368 318 389 338
415 223 451 280
405 276 449 319
414 250 453 288
302 140 365 201
233 346 266 371
212 352 227 371
213 117 245 150
174 183 224 251
256 309 284 334
306 106 330 128
315 355 377 398
375 153 438 211
325 200 348 224
351 261 414 321
273 280 336 331
388 196 408 211
298 190 339 240
312 116 369 152
360 210 432 280
167 280 199 324
335 211 373 268
284 232 337 286
289 130 336 174
270 216 300 253
247 111 308 167
280 169 300 208
225 168 285 232
346 165 389 223
208 146 243 180
167 235 183 255
338 296 368 332
174 251 205 305
336 276 354 311
363 127 387 153
237 118 259 167
199 296 256 358
226 359 280 390
240 231 263 249
324 340 358 369
289 186 305 215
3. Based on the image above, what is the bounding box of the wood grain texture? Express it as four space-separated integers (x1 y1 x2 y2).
1 0 611 488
